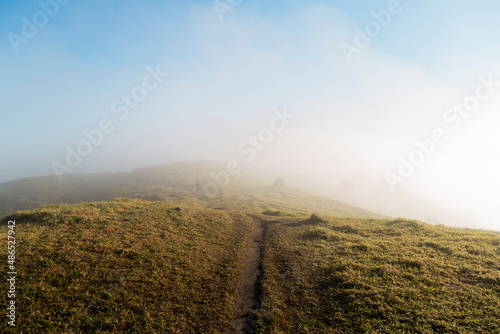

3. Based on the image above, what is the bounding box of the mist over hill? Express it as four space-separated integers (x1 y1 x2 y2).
0 161 385 220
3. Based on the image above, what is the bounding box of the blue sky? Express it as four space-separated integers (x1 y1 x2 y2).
1 0 500 230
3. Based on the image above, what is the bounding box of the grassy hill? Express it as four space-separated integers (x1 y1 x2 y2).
258 214 500 333
2 199 500 332
1 198 254 333
2 161 499 332
0 161 384 220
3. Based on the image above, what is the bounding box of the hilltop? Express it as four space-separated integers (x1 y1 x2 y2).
0 161 384 219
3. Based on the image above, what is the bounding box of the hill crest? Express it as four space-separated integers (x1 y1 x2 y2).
0 161 385 219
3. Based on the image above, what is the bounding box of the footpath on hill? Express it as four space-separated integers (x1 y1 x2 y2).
226 215 265 334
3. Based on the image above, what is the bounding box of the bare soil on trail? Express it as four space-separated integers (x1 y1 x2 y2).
226 216 265 334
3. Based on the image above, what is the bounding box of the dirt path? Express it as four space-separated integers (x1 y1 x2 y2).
226 215 265 333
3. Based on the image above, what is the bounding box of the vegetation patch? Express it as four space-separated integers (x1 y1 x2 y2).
262 210 283 216
0 198 253 333
257 216 500 333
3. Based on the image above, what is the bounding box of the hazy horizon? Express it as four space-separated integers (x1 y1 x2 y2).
2 1 499 231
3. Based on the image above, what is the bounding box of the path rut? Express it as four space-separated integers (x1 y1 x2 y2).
226 215 265 333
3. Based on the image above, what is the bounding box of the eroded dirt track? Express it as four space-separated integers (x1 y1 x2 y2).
225 216 265 334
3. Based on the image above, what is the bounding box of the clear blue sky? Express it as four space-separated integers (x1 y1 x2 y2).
1 0 499 230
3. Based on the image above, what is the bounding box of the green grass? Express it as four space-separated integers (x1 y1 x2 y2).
2 172 499 333
1 198 253 333
257 214 500 333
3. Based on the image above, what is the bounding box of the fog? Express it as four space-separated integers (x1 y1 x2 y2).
1 1 499 231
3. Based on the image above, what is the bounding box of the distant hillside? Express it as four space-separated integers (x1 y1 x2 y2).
0 161 385 219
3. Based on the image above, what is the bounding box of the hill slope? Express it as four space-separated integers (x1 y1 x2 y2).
0 161 384 219
4 162 498 332
2 199 253 333
2 195 500 332
258 213 500 333
2 200 500 333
